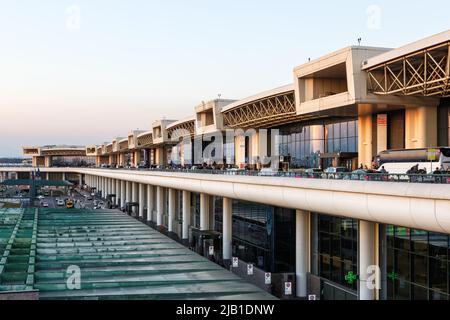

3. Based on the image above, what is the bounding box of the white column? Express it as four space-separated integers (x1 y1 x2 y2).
223 197 232 261
139 183 145 218
200 193 210 231
132 182 138 215
147 185 154 222
126 181 131 204
359 220 377 300
115 179 120 206
296 210 310 298
168 188 176 232
156 186 164 226
182 191 191 240
120 180 126 208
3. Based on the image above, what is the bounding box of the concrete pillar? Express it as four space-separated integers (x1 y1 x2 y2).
147 185 154 222
405 106 438 149
115 179 120 206
296 210 310 298
44 156 52 167
139 183 145 218
132 182 138 215
358 114 373 168
182 191 191 240
126 181 132 204
168 189 176 232
200 193 210 231
134 151 141 167
359 220 377 300
156 186 164 226
120 180 126 209
222 197 232 261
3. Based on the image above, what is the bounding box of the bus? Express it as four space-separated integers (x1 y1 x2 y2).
376 147 450 174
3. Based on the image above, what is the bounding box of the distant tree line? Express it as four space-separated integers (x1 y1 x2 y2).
0 158 31 164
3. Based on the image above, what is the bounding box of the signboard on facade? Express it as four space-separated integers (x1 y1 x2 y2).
247 264 254 276
232 257 239 268
264 273 271 285
284 282 292 295
427 148 438 161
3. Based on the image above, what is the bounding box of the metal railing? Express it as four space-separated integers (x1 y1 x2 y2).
96 167 450 184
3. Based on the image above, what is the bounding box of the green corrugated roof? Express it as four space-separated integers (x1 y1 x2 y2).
0 208 276 300
0 179 73 187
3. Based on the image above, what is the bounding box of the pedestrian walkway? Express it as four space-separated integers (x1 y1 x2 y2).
0 208 276 300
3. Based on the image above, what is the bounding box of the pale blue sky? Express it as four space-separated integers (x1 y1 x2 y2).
0 0 449 156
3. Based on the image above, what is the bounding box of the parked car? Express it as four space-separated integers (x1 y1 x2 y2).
304 168 323 178
322 167 349 179
258 168 279 176
347 169 379 181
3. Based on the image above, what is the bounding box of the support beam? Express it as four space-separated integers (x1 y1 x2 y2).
132 182 138 215
168 188 176 232
359 220 377 300
156 186 164 226
147 185 154 222
120 180 126 209
139 183 145 218
222 197 232 261
182 191 191 240
200 193 210 231
115 179 120 206
126 181 131 204
295 210 310 298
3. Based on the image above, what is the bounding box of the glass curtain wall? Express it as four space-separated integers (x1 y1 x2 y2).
276 119 358 169
311 214 358 293
382 225 450 300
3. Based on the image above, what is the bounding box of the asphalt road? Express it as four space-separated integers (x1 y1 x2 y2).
35 187 110 210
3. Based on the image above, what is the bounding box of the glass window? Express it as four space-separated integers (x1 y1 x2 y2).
313 214 357 291
413 285 428 300
341 122 348 137
412 254 428 286
396 249 411 282
340 138 348 152
348 120 356 137
429 258 448 294
429 233 448 259
395 280 411 300
385 225 450 300
395 227 411 250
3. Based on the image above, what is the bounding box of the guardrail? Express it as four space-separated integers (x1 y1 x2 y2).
96 167 450 184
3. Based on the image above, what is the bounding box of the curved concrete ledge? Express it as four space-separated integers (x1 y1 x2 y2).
3 167 450 233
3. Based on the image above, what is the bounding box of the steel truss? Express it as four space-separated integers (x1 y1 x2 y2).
137 133 153 148
167 120 195 140
367 42 450 97
222 91 297 129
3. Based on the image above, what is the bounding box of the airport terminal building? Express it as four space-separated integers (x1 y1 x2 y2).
2 30 450 300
